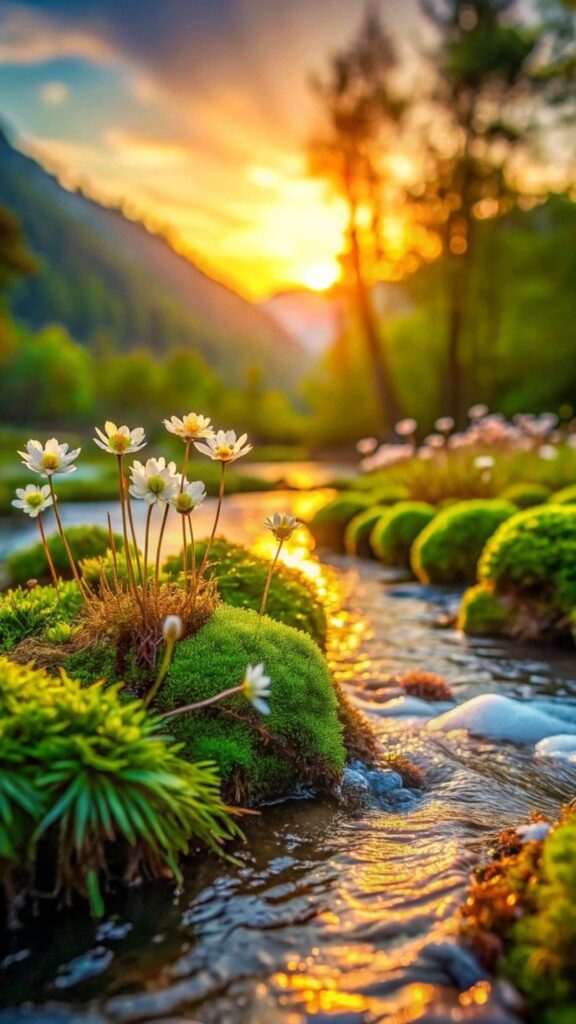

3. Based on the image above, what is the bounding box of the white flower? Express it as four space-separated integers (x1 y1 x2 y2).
424 433 445 449
163 413 214 442
473 455 495 470
129 457 180 505
468 404 488 420
93 421 146 455
395 418 417 438
194 430 253 463
265 512 302 542
12 484 53 518
241 663 271 715
516 822 551 844
435 417 454 433
18 438 81 478
538 444 558 461
356 437 378 456
163 615 183 643
170 479 207 515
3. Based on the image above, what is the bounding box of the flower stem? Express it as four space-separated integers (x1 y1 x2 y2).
159 684 242 720
188 515 196 589
154 504 169 594
143 504 153 595
47 478 88 599
116 456 145 616
106 513 120 594
259 538 283 618
144 635 177 708
181 516 188 586
180 441 191 491
37 512 60 596
126 486 143 585
199 461 226 576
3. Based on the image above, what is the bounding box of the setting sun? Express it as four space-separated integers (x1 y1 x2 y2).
300 261 340 292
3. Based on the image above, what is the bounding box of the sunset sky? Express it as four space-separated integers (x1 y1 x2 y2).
0 0 427 299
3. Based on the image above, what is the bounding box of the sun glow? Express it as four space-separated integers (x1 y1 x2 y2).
300 261 341 292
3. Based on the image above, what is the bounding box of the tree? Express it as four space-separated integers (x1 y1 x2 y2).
0 205 35 295
309 6 405 430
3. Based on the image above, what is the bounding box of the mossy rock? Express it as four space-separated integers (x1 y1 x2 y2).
156 605 346 804
352 477 409 502
549 484 576 505
499 483 551 509
411 500 517 586
307 493 373 551
0 581 82 654
7 524 124 586
344 506 388 558
163 539 327 647
458 582 514 637
370 501 436 568
473 504 576 643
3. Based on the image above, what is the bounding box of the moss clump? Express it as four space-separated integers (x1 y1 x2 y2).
499 483 551 509
371 501 436 568
307 493 372 551
0 657 239 921
458 582 514 637
0 581 82 654
156 605 346 804
467 504 576 643
411 500 517 585
460 811 576 1023
164 539 327 646
7 524 123 586
344 506 388 558
549 484 576 505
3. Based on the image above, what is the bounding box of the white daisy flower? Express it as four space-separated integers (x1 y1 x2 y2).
12 484 53 518
194 430 252 463
265 512 302 542
18 438 81 477
170 479 207 515
473 455 495 470
129 457 180 505
93 421 146 455
241 663 271 715
163 413 214 442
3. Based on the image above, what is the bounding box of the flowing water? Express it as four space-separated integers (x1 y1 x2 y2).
2 488 576 1024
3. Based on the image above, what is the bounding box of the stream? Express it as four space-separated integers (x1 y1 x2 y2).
2 488 576 1024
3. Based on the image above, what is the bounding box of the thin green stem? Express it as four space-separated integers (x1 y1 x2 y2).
106 513 120 594
159 684 242 720
47 478 88 599
143 636 176 709
154 503 169 595
143 504 153 596
126 486 143 585
180 441 191 491
181 516 188 586
199 461 226 577
116 456 145 615
188 515 196 589
259 539 283 618
38 512 60 596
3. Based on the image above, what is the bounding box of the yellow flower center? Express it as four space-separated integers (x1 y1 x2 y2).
41 453 60 471
216 445 234 461
26 492 44 509
109 433 131 453
174 493 193 513
183 417 200 436
147 475 165 495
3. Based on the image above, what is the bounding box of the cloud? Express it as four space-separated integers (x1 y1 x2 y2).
0 3 118 65
40 80 68 104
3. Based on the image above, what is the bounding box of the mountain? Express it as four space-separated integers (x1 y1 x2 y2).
0 128 306 390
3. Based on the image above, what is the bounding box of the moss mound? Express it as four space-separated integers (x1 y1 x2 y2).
307 493 372 551
156 605 346 804
549 484 576 505
164 538 327 646
499 482 551 509
458 582 514 637
411 500 517 585
344 506 388 557
371 501 436 568
7 524 123 586
0 581 82 654
463 504 576 643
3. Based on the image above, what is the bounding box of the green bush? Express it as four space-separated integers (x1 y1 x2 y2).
7 524 124 586
0 657 239 918
156 605 345 804
307 493 372 551
550 484 576 505
370 501 436 568
411 500 517 585
499 483 551 508
164 539 327 646
457 582 514 636
0 581 82 654
344 506 388 557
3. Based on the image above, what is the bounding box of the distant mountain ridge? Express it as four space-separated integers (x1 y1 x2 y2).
0 128 306 390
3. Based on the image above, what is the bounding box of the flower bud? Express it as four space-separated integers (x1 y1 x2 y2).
162 615 183 643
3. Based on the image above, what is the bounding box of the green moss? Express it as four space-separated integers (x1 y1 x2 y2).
7 524 124 586
344 506 388 557
307 493 373 551
0 581 82 654
163 539 327 646
549 484 576 505
458 582 514 636
156 605 345 804
411 500 517 585
475 505 576 641
499 482 551 508
370 501 436 567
